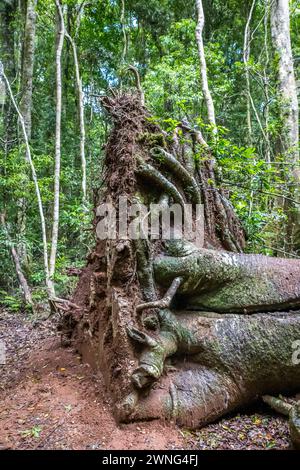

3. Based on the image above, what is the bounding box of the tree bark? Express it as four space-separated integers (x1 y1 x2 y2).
17 0 37 266
124 311 300 429
0 0 17 155
270 0 300 250
0 213 33 306
152 243 300 313
263 0 271 167
270 0 299 163
243 0 255 146
19 0 37 140
120 0 127 64
49 0 65 296
65 31 86 205
195 0 216 130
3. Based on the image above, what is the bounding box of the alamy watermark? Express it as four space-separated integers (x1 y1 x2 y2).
95 196 204 247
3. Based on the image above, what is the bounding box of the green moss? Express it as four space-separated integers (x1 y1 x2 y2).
137 132 166 148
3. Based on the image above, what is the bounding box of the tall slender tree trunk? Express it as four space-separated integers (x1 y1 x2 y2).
1 2 35 306
243 0 256 146
49 0 65 296
0 213 33 306
0 0 17 155
263 0 271 167
0 63 50 294
17 0 37 264
243 0 256 217
19 0 37 139
270 0 299 163
120 0 127 64
270 0 300 250
65 32 86 205
195 0 216 130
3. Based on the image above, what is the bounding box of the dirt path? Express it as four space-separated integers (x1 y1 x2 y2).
0 310 292 450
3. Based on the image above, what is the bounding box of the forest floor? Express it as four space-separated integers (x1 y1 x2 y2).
0 309 292 450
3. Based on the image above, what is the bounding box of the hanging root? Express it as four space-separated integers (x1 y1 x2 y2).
126 65 145 106
150 147 201 205
135 156 186 207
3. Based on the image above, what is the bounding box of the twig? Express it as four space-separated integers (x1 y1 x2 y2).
222 180 300 205
263 245 300 259
33 419 64 450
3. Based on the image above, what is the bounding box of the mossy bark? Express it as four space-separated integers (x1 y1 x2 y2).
153 241 300 313
125 311 300 429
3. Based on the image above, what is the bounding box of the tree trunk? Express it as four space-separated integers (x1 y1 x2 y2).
65 31 86 205
125 311 300 429
243 0 255 146
0 63 50 295
49 0 65 296
17 0 37 266
19 0 37 140
263 0 271 168
120 0 127 64
270 0 299 163
270 0 300 250
195 0 216 130
0 0 17 155
0 213 33 307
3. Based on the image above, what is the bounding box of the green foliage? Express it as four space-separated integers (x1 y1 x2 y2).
21 426 42 439
0 290 23 313
0 0 299 308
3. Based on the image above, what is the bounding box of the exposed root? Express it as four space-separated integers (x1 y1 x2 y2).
136 277 182 312
133 238 157 302
150 147 201 204
262 395 292 416
136 156 186 207
263 395 300 449
127 324 178 389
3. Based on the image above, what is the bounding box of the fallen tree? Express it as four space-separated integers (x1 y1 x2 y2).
61 94 300 448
